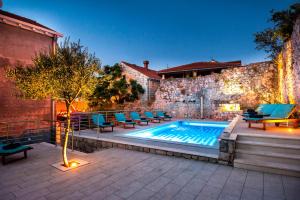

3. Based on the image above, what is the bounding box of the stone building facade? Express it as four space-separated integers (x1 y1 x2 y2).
151 61 277 119
0 10 62 123
121 18 300 119
121 59 277 119
114 18 300 119
120 61 161 104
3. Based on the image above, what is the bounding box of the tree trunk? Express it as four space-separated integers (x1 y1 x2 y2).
63 102 71 167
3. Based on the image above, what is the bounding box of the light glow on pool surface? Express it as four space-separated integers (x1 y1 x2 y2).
122 121 228 148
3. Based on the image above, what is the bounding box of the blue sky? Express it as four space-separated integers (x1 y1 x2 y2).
2 0 297 69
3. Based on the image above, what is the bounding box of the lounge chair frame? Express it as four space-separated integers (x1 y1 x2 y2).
248 118 299 130
99 125 114 133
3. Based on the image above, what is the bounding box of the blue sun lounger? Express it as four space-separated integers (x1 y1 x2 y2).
242 104 279 118
0 143 33 165
156 111 172 121
144 111 161 123
92 114 114 132
244 104 298 130
130 112 149 125
114 113 136 128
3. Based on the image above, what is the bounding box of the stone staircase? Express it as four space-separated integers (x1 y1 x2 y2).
234 133 300 177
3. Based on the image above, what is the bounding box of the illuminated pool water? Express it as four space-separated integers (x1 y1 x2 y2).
122 121 228 149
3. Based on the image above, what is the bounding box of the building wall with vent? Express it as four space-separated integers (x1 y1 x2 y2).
0 22 55 124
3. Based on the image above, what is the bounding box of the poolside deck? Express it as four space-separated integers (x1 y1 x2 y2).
72 118 300 161
1 142 300 200
233 118 300 138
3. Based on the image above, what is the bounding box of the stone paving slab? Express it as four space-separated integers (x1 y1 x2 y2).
0 143 300 200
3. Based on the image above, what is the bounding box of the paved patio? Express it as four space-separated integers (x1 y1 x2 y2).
0 143 300 200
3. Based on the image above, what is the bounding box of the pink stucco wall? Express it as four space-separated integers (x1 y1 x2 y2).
0 23 55 123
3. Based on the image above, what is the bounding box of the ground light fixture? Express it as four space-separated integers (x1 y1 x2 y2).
52 158 89 171
69 160 80 168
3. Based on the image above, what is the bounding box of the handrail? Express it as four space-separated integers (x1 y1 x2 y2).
0 109 171 151
0 119 59 125
69 109 164 115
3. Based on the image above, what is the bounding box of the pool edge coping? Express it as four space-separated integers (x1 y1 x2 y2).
115 120 227 149
71 134 219 159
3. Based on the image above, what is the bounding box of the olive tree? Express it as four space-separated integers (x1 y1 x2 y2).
7 38 101 167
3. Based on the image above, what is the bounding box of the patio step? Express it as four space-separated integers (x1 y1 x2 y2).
234 158 300 177
236 141 300 155
236 149 300 166
234 134 300 177
237 134 300 146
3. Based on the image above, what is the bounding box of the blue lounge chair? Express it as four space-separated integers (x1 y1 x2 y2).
130 112 149 125
245 104 298 130
114 113 136 128
92 114 114 132
0 143 33 165
242 104 278 118
156 111 172 121
144 111 161 123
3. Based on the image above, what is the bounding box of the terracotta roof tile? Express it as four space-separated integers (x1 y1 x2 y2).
158 60 242 74
121 61 161 80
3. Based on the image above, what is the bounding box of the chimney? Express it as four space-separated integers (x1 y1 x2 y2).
0 0 3 8
143 60 149 69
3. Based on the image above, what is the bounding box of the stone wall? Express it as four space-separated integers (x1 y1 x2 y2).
277 16 300 105
148 79 160 103
123 80 161 113
121 63 150 103
151 62 277 119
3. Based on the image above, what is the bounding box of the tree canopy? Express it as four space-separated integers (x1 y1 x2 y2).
89 63 145 108
254 3 300 59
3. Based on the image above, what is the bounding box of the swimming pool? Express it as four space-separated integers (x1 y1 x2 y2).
121 121 228 149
